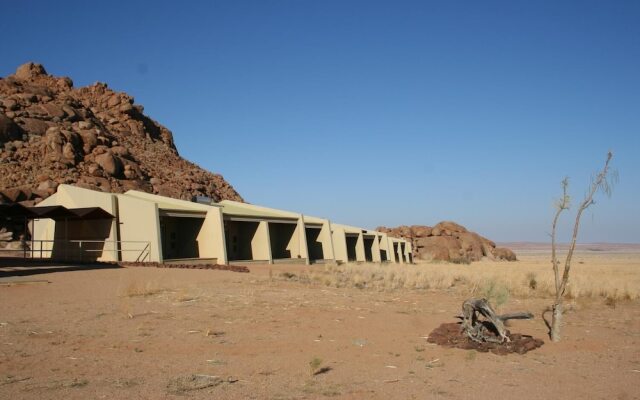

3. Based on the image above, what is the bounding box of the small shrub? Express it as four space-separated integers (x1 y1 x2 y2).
280 272 297 280
480 279 510 307
526 272 538 290
123 281 165 297
451 257 471 265
309 357 322 376
604 296 617 308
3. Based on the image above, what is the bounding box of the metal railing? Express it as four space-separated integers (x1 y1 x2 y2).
0 239 151 262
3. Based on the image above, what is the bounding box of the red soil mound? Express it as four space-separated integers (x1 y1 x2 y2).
427 322 544 355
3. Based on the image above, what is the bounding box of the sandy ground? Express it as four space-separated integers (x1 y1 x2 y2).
1 254 639 399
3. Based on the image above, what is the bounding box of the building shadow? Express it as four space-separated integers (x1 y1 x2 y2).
0 257 121 278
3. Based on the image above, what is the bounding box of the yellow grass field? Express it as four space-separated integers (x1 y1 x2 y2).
282 251 640 303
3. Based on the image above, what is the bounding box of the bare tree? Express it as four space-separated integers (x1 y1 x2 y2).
548 151 614 342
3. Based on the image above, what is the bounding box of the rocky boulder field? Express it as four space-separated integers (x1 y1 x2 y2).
0 62 242 205
377 221 517 263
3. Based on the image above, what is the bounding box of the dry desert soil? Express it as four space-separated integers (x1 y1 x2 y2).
1 252 639 399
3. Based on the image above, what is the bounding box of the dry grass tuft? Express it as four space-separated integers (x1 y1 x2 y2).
122 280 168 298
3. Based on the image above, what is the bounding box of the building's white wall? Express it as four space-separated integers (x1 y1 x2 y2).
371 235 382 262
319 220 335 261
331 227 348 263
252 221 272 261
297 216 309 265
32 186 118 261
355 233 365 262
31 192 62 257
116 194 162 262
196 208 227 263
286 224 300 258
377 233 390 262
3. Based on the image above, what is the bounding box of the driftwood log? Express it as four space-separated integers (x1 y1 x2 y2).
461 298 533 343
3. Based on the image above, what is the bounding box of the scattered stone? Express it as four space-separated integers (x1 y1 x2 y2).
36 180 58 193
18 117 50 135
120 262 250 273
0 113 23 143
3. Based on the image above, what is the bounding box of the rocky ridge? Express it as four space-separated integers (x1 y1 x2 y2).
0 62 242 205
377 221 517 263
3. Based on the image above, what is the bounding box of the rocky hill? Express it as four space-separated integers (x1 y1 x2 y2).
0 62 242 205
377 221 517 263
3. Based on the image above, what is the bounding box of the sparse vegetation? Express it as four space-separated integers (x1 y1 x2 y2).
451 257 471 265
480 279 510 308
302 380 341 396
280 272 298 280
309 357 323 376
275 259 639 301
122 280 167 297
527 272 538 290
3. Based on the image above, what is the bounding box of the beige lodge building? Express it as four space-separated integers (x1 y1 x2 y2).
29 185 412 265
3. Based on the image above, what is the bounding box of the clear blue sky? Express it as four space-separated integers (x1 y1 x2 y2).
3 1 639 242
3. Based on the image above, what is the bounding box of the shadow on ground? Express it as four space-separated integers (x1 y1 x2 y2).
0 257 121 278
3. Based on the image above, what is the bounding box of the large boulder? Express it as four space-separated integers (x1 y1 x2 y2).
14 62 47 80
415 236 462 262
18 118 50 136
94 151 123 177
456 232 486 262
43 127 79 165
411 225 432 237
41 103 66 119
0 113 23 143
493 247 517 261
433 221 467 236
378 221 517 263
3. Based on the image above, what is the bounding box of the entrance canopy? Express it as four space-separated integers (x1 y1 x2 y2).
0 203 38 218
0 203 114 221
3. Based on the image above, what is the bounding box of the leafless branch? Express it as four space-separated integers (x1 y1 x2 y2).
556 151 613 301
551 177 570 294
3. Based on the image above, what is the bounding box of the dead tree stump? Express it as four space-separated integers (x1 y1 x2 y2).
461 298 533 343
426 298 542 355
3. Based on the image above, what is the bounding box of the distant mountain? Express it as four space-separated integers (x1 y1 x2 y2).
0 62 242 205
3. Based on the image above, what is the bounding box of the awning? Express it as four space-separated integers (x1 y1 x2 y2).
159 210 206 219
65 207 115 220
30 206 75 220
0 204 114 221
225 215 298 224
0 203 38 218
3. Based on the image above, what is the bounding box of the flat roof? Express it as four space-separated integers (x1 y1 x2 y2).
332 223 365 234
218 200 297 220
218 200 328 225
123 190 219 212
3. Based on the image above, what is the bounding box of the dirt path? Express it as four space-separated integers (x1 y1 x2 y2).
1 262 639 399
